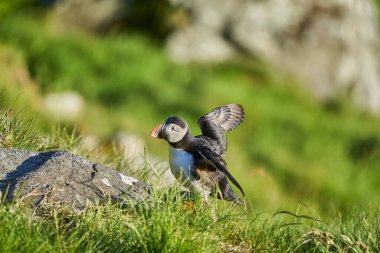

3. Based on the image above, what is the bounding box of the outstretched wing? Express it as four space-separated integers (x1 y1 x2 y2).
204 104 245 132
198 148 245 196
198 104 245 154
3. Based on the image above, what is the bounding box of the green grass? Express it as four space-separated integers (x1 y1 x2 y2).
0 12 380 252
0 187 379 252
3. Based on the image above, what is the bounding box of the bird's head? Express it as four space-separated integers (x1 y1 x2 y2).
150 116 188 143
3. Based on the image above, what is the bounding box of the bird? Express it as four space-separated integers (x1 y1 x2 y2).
150 104 245 204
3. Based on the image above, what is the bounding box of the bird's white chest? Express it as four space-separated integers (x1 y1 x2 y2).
169 146 196 186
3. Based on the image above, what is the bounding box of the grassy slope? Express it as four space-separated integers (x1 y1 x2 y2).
0 109 379 252
0 13 380 252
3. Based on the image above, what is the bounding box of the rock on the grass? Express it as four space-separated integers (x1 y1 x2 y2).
0 149 150 211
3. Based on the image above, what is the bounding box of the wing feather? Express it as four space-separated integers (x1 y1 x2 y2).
197 104 245 154
204 104 245 132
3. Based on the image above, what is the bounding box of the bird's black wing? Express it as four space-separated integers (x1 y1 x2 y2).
198 104 245 154
197 148 245 196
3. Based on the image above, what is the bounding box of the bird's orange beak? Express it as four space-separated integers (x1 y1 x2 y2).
150 124 163 139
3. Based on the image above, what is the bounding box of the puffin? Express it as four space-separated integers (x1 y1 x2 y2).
150 104 245 204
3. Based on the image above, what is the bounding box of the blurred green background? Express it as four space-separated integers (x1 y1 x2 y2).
0 0 379 220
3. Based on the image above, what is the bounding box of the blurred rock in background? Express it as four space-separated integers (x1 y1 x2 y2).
168 25 234 63
43 91 85 121
53 0 130 32
113 132 176 187
53 0 171 36
114 132 145 162
167 0 380 115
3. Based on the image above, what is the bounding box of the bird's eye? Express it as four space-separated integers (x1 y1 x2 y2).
171 126 175 131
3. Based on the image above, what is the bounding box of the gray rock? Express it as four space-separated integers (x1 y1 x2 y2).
0 149 150 211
